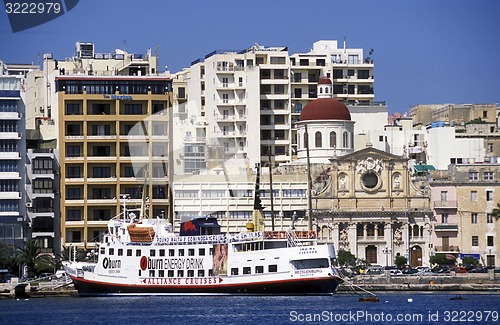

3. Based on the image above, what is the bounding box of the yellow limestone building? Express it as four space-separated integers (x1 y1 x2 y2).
57 75 173 249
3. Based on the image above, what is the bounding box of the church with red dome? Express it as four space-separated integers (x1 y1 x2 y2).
296 77 355 163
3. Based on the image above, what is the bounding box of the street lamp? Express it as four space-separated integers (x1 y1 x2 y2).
383 246 391 267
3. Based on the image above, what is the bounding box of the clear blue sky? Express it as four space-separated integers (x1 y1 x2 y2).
1 0 499 114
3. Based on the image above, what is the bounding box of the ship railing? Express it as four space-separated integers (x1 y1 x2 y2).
287 231 299 247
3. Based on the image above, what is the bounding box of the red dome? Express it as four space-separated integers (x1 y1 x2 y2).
299 98 351 121
318 77 332 85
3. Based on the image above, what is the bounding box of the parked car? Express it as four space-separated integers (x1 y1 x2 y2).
55 270 67 278
446 266 467 273
38 273 55 280
364 266 385 276
469 266 488 273
401 268 419 275
416 267 433 275
388 269 403 275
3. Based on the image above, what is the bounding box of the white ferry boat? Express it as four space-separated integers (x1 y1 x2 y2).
65 210 343 296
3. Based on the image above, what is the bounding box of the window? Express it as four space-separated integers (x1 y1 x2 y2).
199 248 205 256
187 270 194 277
67 187 82 200
487 143 494 153
153 103 164 114
469 172 479 180
159 249 165 257
487 236 494 246
91 103 110 115
315 131 322 148
91 124 110 136
66 103 81 115
198 270 205 277
358 70 370 79
124 104 143 115
127 249 132 257
93 167 111 178
66 209 81 221
188 249 195 256
348 55 359 64
158 270 165 278
255 266 264 274
330 131 336 148
169 249 175 256
66 145 81 157
93 146 110 157
118 249 123 256
471 213 478 224
441 214 448 224
269 265 278 273
487 214 493 224
168 270 174 277
243 267 251 274
342 131 349 148
486 190 493 201
484 172 494 180
471 191 478 201
231 268 239 275
274 115 285 125
178 249 184 256
67 166 81 178
136 250 141 257
177 270 184 277
109 248 114 255
472 236 479 247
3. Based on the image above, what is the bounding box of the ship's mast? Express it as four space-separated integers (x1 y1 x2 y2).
251 163 265 232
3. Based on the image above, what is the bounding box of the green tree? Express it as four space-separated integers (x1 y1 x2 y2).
60 246 88 262
0 242 17 272
491 202 500 220
16 240 53 278
394 255 407 268
462 256 479 267
336 249 356 266
430 253 454 266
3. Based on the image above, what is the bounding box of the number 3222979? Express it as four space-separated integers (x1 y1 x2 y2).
5 2 61 14
443 310 498 322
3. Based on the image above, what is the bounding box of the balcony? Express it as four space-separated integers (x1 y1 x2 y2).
0 132 21 140
435 245 460 252
434 224 458 231
433 201 457 209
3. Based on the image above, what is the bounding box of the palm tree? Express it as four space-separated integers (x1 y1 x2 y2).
16 240 52 278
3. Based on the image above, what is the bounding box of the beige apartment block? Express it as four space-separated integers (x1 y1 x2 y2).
57 75 173 249
453 164 499 267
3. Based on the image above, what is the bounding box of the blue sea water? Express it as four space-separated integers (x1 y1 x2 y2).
0 293 499 324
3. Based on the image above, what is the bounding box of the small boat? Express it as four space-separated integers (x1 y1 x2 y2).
449 295 467 300
358 296 380 302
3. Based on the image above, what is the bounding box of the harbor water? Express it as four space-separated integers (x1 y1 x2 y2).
1 293 499 324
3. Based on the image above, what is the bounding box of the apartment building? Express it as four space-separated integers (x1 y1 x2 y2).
26 42 173 249
172 40 377 175
430 163 500 267
25 148 60 255
57 75 172 249
0 62 27 254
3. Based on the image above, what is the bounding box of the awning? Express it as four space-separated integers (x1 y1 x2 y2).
413 164 436 173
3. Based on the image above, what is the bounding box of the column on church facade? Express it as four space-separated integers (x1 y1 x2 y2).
348 223 357 257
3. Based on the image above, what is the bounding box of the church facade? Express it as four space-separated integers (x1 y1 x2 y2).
296 78 432 267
